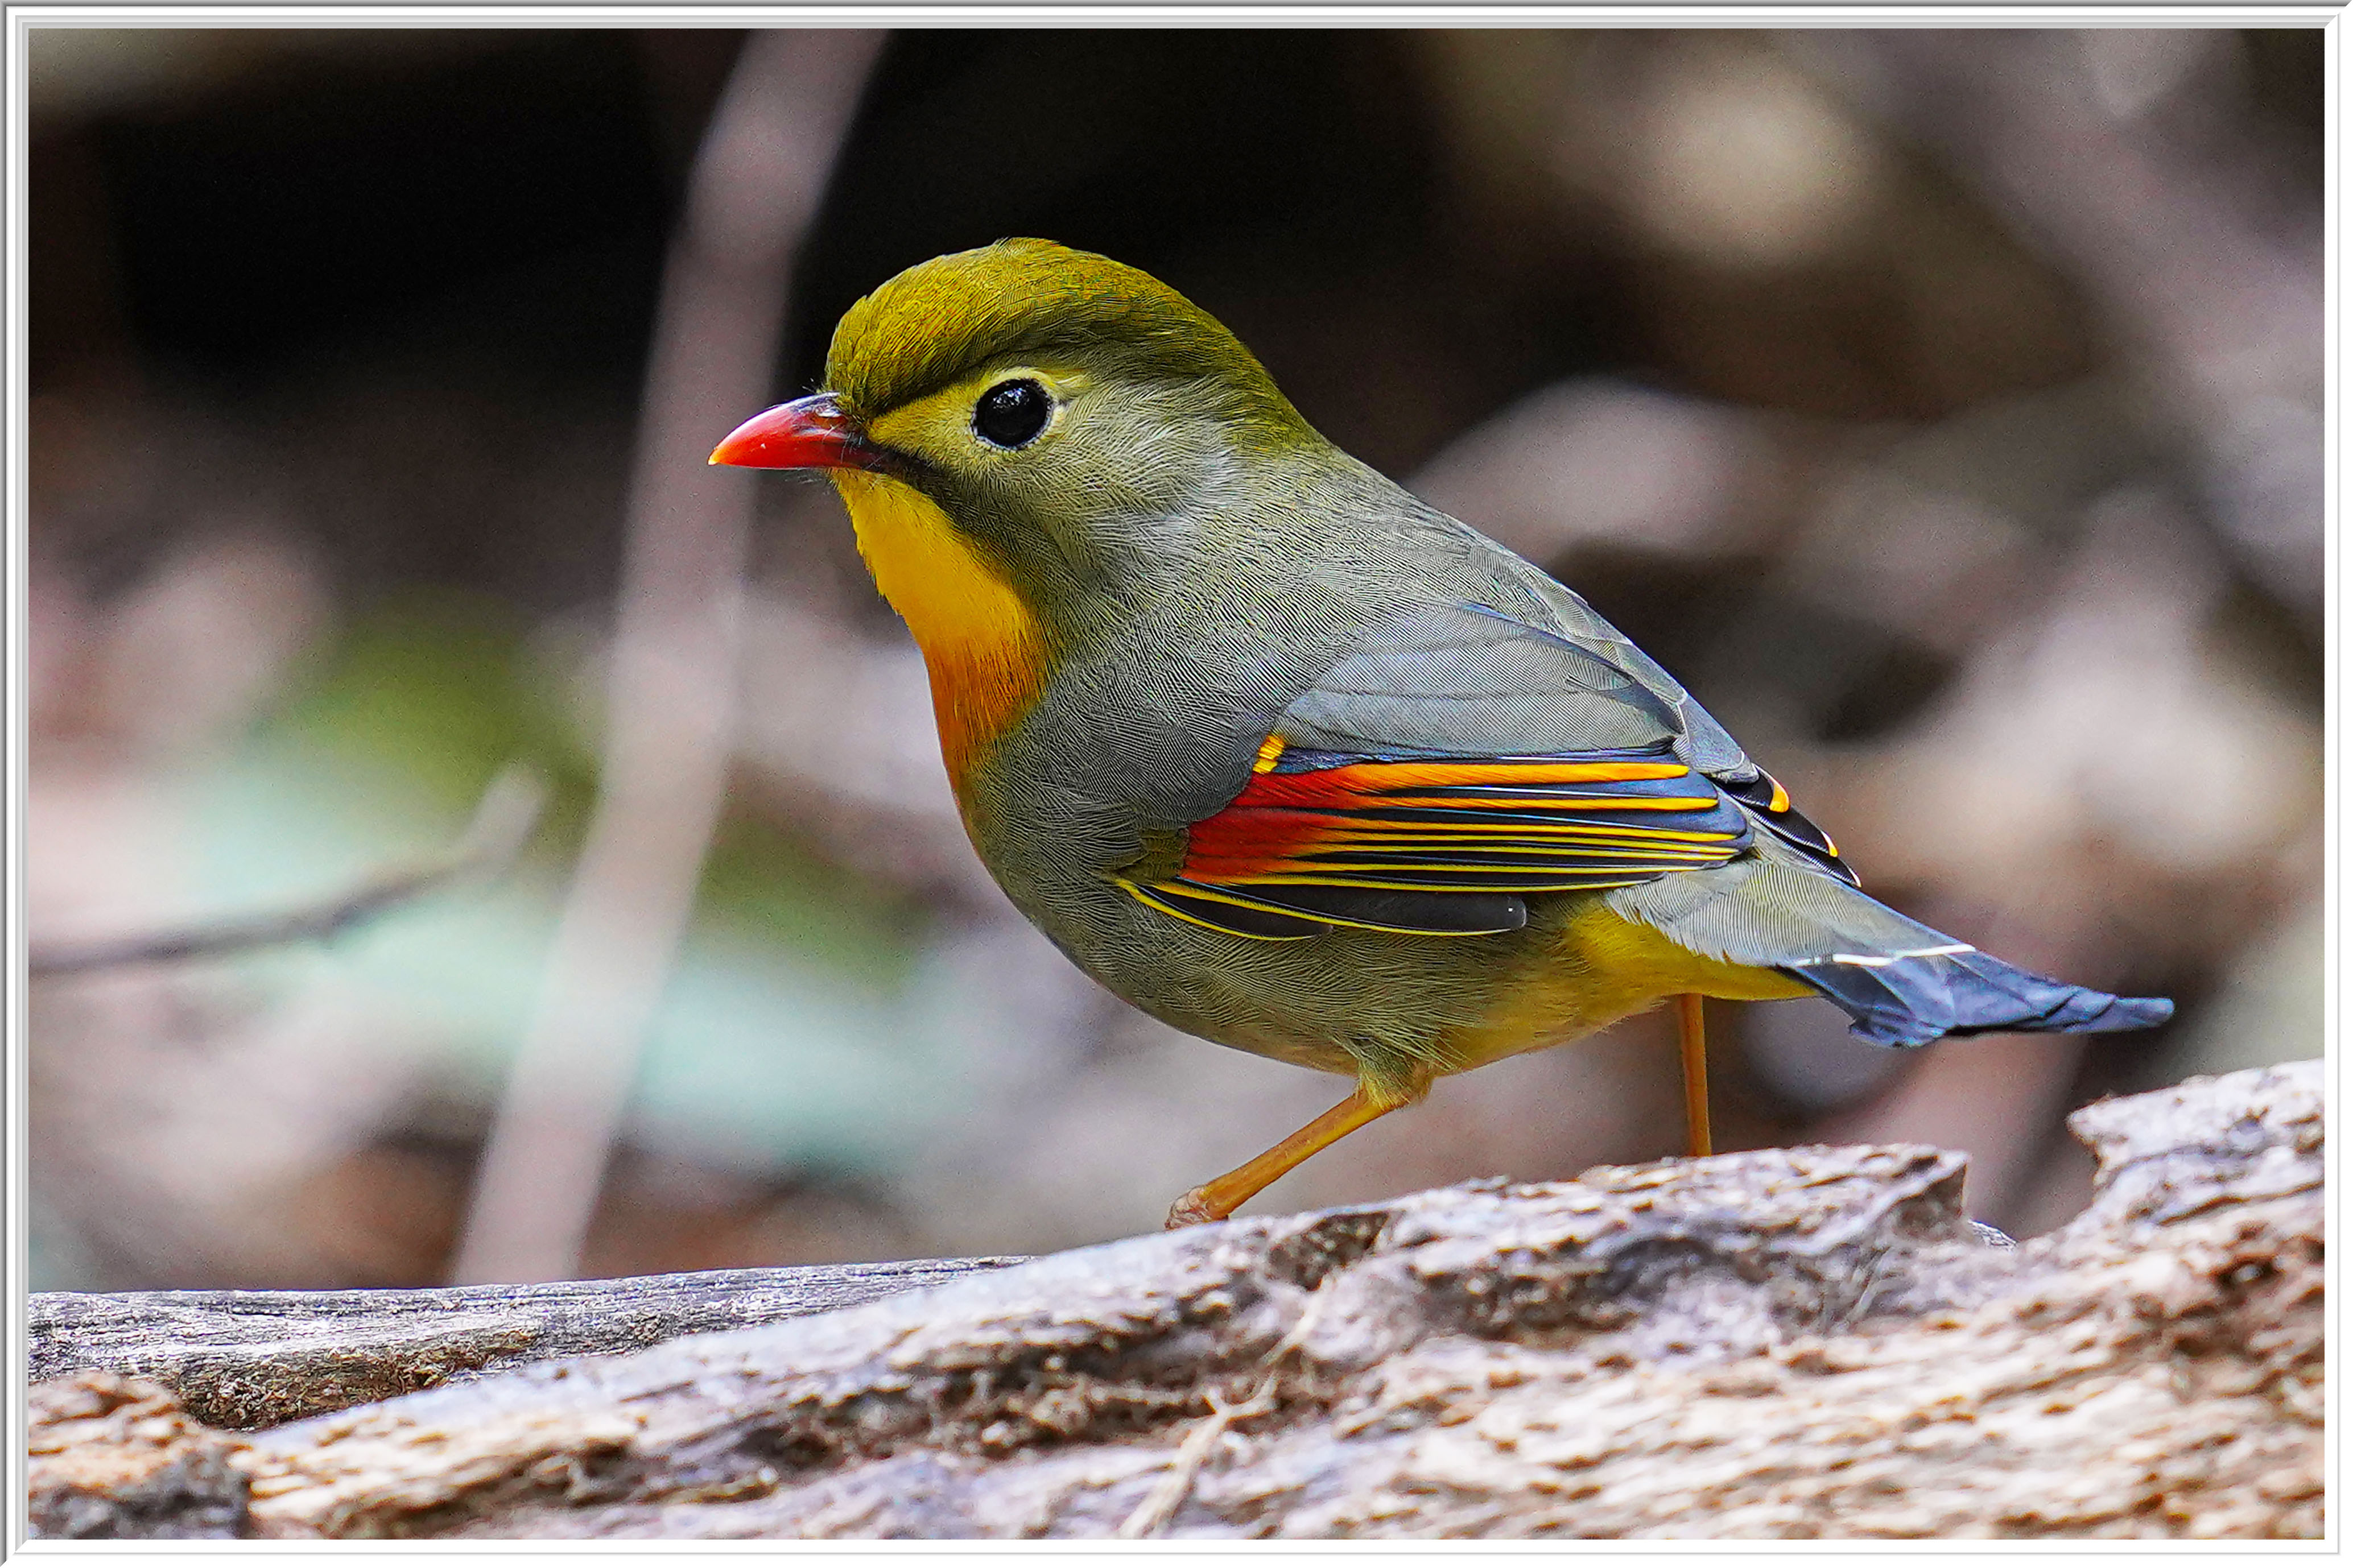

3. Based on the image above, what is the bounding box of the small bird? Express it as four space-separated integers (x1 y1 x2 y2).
712 239 2171 1227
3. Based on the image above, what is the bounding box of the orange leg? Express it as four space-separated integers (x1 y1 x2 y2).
1167 1082 1410 1228
1678 992 1712 1159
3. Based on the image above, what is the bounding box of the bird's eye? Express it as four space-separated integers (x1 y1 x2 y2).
973 379 1051 449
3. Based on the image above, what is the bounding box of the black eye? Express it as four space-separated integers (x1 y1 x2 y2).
973 379 1051 449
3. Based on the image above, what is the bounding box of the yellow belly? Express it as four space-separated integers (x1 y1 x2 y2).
1442 901 1812 1075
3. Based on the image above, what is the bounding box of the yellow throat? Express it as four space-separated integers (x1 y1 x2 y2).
830 470 1049 785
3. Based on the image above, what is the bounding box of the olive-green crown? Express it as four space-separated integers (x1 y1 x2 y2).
824 238 1299 426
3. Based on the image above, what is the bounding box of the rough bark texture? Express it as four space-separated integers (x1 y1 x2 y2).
27 1062 2322 1540
30 1258 1022 1429
26 1376 253 1540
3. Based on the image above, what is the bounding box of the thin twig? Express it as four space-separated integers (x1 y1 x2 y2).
1114 1373 1279 1540
27 766 548 977
449 30 885 1286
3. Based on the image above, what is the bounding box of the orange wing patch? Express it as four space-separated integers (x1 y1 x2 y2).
1121 747 1756 941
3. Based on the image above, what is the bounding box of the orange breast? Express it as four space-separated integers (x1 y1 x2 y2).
830 471 1050 784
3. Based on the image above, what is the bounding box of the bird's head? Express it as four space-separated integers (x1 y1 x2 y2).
713 240 1335 780
712 239 1320 616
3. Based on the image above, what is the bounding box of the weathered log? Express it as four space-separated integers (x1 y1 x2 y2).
28 1062 2321 1540
30 1257 1023 1430
27 1375 251 1540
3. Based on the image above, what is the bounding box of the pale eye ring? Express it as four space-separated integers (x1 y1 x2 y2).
973 379 1051 449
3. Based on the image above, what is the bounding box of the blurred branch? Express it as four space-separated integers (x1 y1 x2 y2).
26 766 547 978
451 29 886 1286
1796 31 2322 620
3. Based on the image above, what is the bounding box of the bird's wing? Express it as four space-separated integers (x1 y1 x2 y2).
1123 602 1852 941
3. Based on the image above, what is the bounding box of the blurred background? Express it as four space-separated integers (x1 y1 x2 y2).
26 27 2323 1290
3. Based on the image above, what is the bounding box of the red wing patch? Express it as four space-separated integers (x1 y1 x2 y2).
1120 746 1755 941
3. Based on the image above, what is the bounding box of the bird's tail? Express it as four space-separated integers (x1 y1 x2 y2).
1603 836 2173 1049
1778 942 2171 1047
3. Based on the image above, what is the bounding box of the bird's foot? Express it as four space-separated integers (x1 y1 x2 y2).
1165 1188 1226 1228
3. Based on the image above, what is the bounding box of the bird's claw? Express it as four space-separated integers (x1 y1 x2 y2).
1165 1189 1223 1228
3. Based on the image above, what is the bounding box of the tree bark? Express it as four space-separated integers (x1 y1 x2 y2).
31 1257 1022 1430
29 1061 2321 1540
